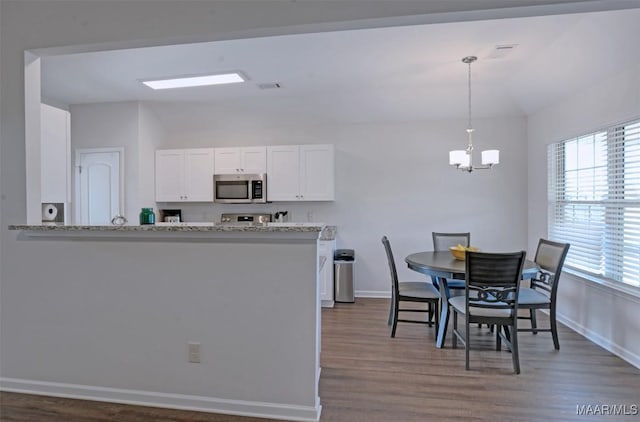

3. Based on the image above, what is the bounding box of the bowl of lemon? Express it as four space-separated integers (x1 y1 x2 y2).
449 244 480 260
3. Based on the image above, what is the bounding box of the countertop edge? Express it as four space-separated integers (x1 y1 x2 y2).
8 224 324 233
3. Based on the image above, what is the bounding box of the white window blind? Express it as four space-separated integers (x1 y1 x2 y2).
547 118 640 287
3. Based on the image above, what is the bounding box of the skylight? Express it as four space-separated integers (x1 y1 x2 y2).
142 72 246 90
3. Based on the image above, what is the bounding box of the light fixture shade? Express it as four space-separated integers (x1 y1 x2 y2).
449 150 467 166
481 150 500 165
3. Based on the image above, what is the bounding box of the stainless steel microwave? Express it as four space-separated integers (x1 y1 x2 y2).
214 173 267 204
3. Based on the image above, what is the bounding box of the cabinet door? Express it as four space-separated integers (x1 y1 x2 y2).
319 240 335 306
155 149 185 202
184 148 214 201
214 148 241 174
240 146 267 174
300 144 334 201
267 145 300 201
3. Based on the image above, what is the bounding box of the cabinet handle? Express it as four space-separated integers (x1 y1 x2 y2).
236 168 240 172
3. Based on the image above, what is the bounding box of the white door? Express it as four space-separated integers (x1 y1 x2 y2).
76 149 122 225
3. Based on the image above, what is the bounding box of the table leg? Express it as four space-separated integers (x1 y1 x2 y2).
435 276 451 348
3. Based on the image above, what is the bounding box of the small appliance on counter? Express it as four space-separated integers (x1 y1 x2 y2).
160 209 182 223
219 213 272 225
273 211 289 223
41 203 65 224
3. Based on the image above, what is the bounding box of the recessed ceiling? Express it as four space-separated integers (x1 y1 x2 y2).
41 8 640 131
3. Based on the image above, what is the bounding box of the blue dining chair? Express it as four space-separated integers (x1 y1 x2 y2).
449 250 526 374
431 232 470 291
517 238 570 350
382 236 440 337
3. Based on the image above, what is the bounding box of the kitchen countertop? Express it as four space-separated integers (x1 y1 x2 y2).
319 225 337 241
9 223 338 238
9 222 325 233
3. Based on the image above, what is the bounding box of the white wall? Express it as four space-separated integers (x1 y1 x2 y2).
40 104 70 204
2 0 638 417
157 116 529 295
70 102 140 221
527 63 640 367
137 103 165 212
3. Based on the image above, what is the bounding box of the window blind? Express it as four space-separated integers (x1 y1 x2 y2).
547 119 640 287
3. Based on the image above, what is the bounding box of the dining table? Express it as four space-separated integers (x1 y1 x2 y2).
405 251 539 348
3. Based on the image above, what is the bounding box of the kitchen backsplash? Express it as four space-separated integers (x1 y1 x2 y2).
154 202 335 224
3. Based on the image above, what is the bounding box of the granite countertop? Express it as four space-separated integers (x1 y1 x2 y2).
320 225 337 240
8 222 326 233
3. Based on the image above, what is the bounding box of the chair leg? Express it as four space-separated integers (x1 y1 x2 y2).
503 325 511 343
452 309 458 349
428 302 434 326
550 306 560 350
391 299 399 338
387 293 395 325
433 300 439 335
530 309 538 334
465 317 470 370
510 325 521 374
496 326 502 351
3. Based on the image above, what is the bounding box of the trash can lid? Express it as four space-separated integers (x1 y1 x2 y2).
334 249 354 260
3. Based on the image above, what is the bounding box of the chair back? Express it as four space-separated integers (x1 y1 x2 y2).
531 239 570 297
432 232 470 251
381 236 400 296
465 251 526 314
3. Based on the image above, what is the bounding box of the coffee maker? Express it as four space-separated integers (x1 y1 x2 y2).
273 211 289 223
160 209 182 223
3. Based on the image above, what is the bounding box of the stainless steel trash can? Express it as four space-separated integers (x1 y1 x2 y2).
334 249 355 303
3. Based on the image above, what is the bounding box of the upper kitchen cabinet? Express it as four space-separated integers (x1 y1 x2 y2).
214 146 267 174
155 148 214 202
267 144 334 201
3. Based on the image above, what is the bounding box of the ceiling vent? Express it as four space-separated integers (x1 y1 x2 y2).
488 44 518 59
257 82 282 90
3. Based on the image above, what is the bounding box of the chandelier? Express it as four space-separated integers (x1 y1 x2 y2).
449 56 499 172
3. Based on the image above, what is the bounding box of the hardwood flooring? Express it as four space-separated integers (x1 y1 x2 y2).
2 298 639 421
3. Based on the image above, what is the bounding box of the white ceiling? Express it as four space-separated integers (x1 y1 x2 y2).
41 7 640 132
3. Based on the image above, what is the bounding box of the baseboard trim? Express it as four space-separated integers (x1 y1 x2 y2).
355 290 390 298
0 378 321 422
556 313 640 369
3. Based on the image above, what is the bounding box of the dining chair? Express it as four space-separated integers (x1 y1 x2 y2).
449 250 526 374
517 238 570 350
382 236 440 337
431 232 470 290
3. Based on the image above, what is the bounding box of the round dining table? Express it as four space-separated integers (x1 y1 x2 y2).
405 251 539 348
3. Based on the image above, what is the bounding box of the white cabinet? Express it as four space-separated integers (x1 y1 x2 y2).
214 147 266 174
318 239 336 307
155 148 214 202
267 144 334 201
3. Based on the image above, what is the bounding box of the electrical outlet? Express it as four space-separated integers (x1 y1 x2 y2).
188 342 201 363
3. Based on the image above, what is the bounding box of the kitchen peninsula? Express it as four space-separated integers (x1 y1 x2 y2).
6 223 325 421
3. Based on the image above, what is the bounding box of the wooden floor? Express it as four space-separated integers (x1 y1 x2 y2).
2 298 639 421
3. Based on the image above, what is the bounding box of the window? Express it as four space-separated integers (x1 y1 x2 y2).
548 118 640 287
